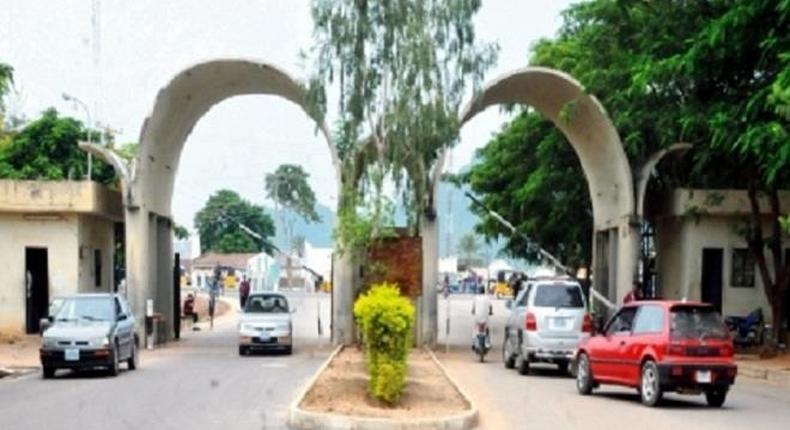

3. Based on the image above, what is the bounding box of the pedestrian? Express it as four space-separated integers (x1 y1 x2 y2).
183 293 198 324
239 277 251 309
471 286 493 349
623 280 642 304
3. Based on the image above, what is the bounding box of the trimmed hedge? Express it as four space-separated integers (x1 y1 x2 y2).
353 283 415 404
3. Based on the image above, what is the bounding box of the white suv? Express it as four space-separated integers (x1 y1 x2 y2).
502 278 591 375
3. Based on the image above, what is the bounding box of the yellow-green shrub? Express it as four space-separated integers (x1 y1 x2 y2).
353 283 415 404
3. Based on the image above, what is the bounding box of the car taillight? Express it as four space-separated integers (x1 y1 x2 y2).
719 344 734 357
525 312 537 331
582 314 592 333
668 344 685 356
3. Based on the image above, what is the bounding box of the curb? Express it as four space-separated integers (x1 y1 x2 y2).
738 365 790 389
288 347 479 430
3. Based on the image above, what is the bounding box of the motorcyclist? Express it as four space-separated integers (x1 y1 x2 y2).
471 285 493 349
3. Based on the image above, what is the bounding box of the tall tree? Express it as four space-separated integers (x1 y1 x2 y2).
465 0 790 342
194 189 275 254
457 232 481 262
264 164 321 254
306 0 497 251
0 108 115 184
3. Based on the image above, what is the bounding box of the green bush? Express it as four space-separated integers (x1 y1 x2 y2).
353 283 415 404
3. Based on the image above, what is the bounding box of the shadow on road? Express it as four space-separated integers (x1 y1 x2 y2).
593 390 732 410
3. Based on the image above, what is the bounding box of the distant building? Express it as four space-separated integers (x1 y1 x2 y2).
0 180 123 335
654 188 790 324
191 252 257 289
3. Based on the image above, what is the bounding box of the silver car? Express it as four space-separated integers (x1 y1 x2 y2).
503 278 590 375
238 293 294 355
39 293 138 378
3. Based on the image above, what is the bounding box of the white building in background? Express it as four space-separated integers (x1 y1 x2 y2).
247 252 279 292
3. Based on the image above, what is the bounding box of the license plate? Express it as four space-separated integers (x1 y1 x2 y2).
64 349 80 361
551 318 570 330
696 370 712 383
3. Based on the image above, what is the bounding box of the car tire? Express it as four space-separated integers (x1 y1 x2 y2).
42 366 55 379
557 361 569 375
127 338 138 371
576 353 594 395
239 346 248 356
285 346 293 355
502 334 515 369
516 349 530 376
705 389 727 407
108 343 120 377
640 361 662 407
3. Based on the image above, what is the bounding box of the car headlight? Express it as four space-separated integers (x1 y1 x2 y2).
240 324 254 331
101 336 110 346
42 337 56 348
277 323 290 331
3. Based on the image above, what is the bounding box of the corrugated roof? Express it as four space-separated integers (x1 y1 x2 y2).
192 252 258 270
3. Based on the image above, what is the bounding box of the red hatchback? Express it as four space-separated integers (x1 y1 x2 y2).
575 301 737 407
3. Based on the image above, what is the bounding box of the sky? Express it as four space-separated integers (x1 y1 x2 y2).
0 0 575 235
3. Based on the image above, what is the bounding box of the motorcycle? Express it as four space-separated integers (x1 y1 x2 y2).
473 322 490 362
724 308 765 347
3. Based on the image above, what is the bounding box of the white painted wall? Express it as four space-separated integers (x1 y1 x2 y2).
0 213 79 334
77 215 116 292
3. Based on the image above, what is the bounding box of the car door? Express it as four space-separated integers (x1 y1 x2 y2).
593 307 637 384
625 304 666 385
114 297 132 357
506 283 532 353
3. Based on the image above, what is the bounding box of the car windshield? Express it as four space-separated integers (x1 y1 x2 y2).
245 295 289 313
670 305 729 340
533 284 584 308
54 297 114 322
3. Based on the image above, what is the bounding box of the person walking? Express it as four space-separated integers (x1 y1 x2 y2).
239 277 251 309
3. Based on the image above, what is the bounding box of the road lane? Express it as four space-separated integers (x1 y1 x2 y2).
439 295 790 430
0 293 333 430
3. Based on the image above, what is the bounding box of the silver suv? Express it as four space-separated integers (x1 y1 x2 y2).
502 277 590 375
39 293 138 378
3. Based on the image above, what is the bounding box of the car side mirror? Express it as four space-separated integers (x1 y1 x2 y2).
118 313 128 322
39 317 52 335
290 307 297 314
505 299 513 310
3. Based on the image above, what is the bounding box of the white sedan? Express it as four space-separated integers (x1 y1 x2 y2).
238 293 294 355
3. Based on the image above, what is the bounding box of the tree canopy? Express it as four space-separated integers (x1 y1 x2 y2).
306 0 497 241
0 108 116 184
194 189 276 254
265 164 321 254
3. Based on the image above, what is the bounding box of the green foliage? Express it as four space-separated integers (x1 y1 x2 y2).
0 62 13 118
457 232 480 260
0 108 116 184
465 112 592 267
333 187 396 259
306 0 497 228
465 0 789 269
264 164 321 223
194 189 275 254
173 223 190 240
353 283 415 404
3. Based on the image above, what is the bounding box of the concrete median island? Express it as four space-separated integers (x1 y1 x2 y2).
289 346 478 430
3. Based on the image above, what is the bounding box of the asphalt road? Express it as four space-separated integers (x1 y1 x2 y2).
2 292 788 430
0 292 333 430
438 294 790 430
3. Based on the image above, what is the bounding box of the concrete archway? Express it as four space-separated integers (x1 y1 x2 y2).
123 59 342 337
432 67 638 309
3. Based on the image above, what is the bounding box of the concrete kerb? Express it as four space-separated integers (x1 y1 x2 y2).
738 364 790 389
288 346 479 430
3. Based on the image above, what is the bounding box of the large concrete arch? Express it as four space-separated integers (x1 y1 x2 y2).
123 59 343 339
432 67 638 310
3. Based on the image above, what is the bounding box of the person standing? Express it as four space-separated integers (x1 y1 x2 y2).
239 277 251 309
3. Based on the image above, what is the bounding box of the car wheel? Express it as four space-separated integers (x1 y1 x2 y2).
127 338 138 371
239 346 248 356
640 361 662 407
42 366 56 379
557 361 569 375
285 345 293 355
108 343 120 377
516 348 530 376
576 353 594 395
502 334 515 369
705 389 727 407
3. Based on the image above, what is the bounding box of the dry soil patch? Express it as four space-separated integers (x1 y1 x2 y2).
300 347 470 420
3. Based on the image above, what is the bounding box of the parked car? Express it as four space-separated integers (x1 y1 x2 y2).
575 301 737 407
502 277 590 375
238 293 294 355
39 293 138 378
